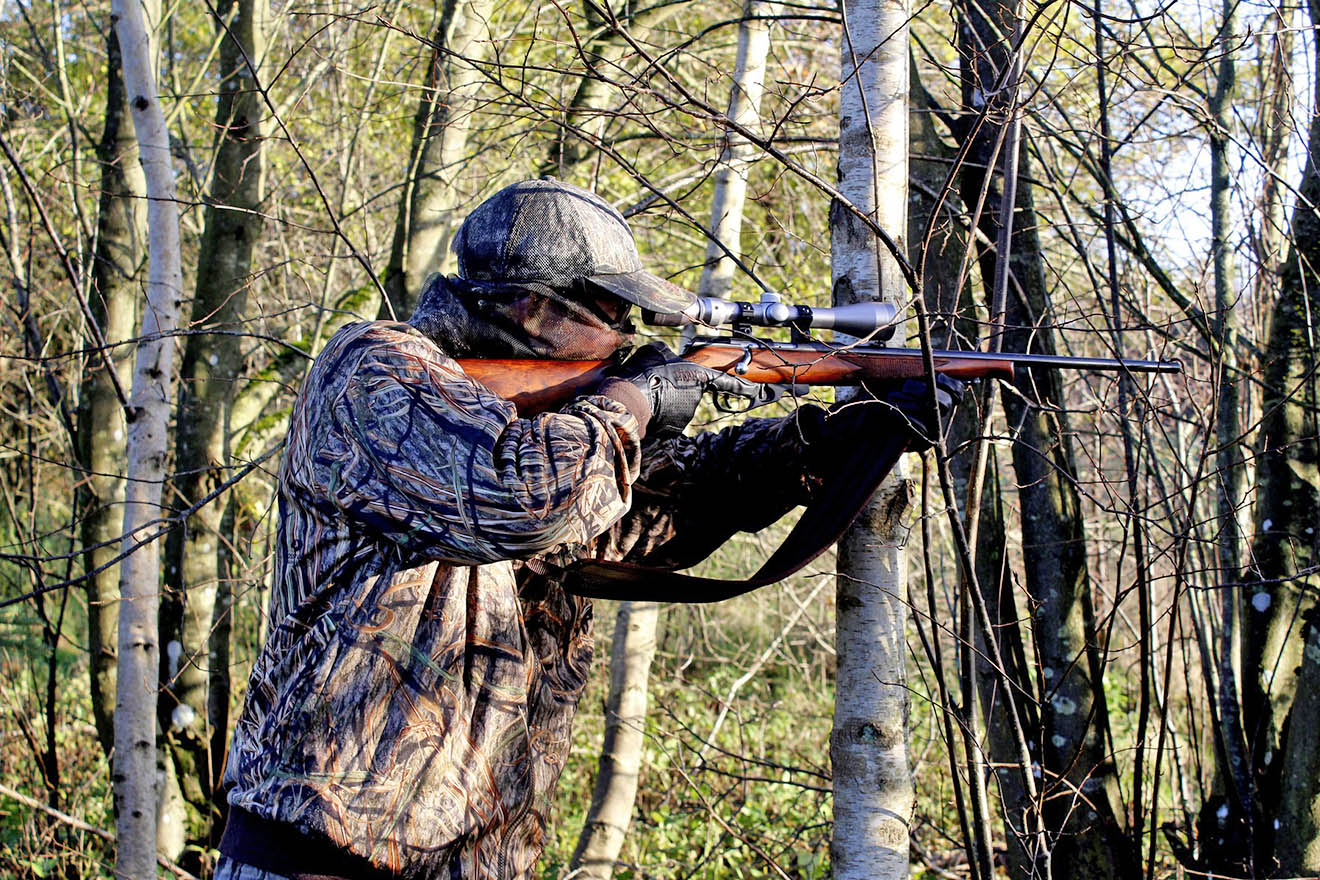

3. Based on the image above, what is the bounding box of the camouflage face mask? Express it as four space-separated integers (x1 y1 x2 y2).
409 274 634 360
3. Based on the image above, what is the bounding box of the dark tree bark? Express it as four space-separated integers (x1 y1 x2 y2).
1248 2 1320 872
951 0 1135 874
912 70 1021 880
1206 4 1252 862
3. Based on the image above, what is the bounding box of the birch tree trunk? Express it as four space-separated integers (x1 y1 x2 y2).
379 0 496 318
568 601 659 877
829 0 912 875
158 0 270 856
111 0 183 873
696 0 775 300
82 20 145 759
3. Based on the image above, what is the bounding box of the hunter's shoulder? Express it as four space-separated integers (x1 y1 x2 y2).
321 320 440 360
307 321 453 383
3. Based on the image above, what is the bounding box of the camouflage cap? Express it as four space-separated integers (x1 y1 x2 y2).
451 179 695 315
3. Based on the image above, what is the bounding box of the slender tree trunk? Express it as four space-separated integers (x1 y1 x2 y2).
569 20 777 868
829 0 912 875
379 0 496 318
1206 4 1253 861
1256 2 1320 871
696 0 775 300
568 602 659 878
82 21 145 759
1005 162 1131 880
227 284 381 459
1239 7 1296 873
539 1 631 180
1249 6 1294 320
111 0 184 872
951 1 1135 874
210 496 237 786
157 0 269 859
538 0 685 180
912 77 1022 880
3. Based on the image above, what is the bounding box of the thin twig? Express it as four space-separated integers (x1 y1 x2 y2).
0 782 200 880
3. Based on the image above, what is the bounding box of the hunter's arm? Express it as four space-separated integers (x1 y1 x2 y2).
295 325 647 564
607 408 833 571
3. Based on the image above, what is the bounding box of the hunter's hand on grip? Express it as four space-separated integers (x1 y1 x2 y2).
614 341 756 436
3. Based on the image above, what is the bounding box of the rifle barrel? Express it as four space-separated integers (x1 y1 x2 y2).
688 338 1182 375
933 349 1183 374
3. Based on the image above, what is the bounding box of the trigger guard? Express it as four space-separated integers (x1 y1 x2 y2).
713 391 749 414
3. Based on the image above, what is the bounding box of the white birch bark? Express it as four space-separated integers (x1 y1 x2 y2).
83 22 146 758
569 16 779 872
568 601 660 878
110 0 183 874
697 0 776 300
828 0 912 875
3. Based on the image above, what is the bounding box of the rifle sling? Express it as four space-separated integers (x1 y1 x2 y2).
563 432 909 602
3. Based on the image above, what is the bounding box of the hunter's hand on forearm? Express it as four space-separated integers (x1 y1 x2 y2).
795 375 963 487
865 374 965 450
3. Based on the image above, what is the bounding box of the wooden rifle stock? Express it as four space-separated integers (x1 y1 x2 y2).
455 358 614 415
680 344 1015 383
456 342 1178 415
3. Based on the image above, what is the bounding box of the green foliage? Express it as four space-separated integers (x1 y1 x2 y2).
0 642 114 879
542 580 837 878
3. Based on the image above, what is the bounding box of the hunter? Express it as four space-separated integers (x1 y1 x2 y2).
215 178 942 879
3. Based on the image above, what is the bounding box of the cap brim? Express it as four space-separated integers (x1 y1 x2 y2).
590 270 695 315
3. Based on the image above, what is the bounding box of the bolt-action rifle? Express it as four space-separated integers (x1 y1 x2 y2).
457 291 1183 416
459 292 1182 600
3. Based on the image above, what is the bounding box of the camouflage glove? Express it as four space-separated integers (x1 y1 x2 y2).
799 374 964 467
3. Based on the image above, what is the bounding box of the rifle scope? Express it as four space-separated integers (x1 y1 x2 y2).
645 293 899 341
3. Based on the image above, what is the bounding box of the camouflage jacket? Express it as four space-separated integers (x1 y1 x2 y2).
222 320 820 879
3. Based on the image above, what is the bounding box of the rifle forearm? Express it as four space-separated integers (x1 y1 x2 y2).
683 344 1016 383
